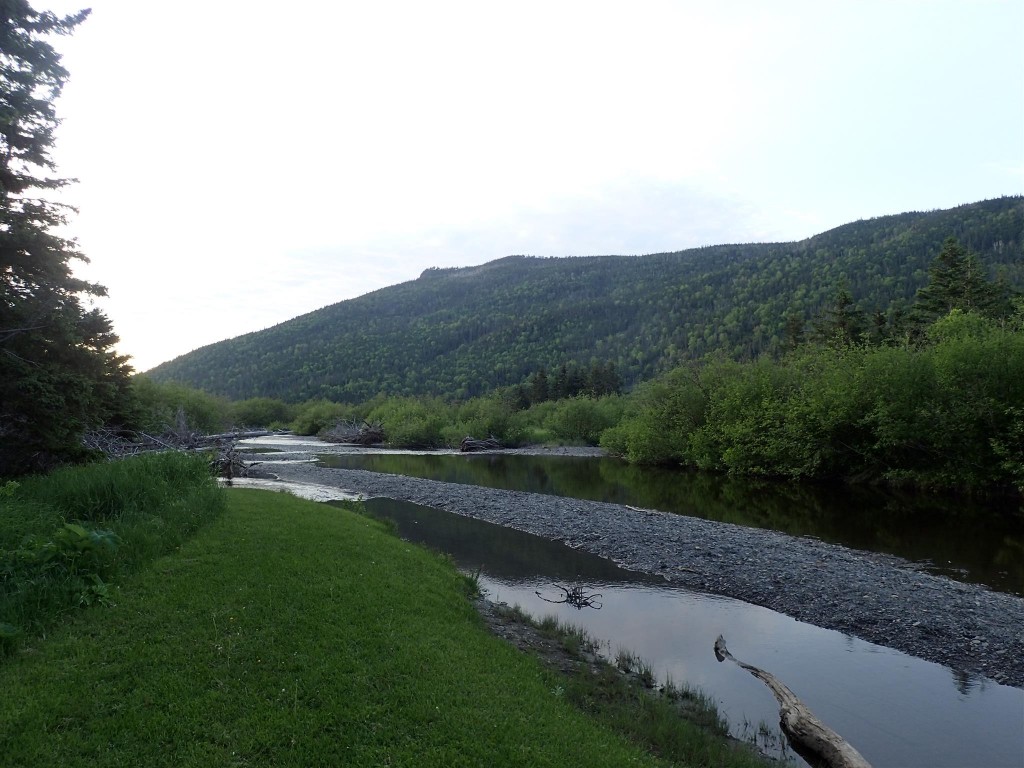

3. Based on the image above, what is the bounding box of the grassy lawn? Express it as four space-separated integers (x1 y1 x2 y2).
1 488 681 767
1 453 225 650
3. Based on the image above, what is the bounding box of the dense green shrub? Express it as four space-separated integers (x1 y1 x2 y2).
290 399 357 435
692 358 808 475
514 400 560 444
441 396 528 446
542 395 624 445
130 378 232 434
992 408 1024 492
601 367 710 464
901 312 1024 488
230 397 295 429
710 349 873 478
366 397 449 448
1 453 224 652
608 310 1024 492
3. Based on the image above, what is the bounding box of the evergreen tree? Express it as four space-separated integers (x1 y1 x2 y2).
911 237 1014 326
528 366 549 404
552 363 570 399
1 3 132 475
587 360 622 396
810 285 866 346
564 364 586 398
783 311 806 351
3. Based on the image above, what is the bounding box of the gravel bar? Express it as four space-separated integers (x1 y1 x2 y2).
258 458 1024 688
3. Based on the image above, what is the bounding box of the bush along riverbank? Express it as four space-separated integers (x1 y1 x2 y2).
0 453 224 656
0 487 770 767
601 308 1024 494
136 306 1024 497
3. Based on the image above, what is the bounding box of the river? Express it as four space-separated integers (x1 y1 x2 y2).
234 436 1024 767
315 450 1024 596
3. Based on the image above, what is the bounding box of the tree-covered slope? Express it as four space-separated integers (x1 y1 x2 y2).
147 197 1023 402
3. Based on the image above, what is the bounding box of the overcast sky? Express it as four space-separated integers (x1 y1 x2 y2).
42 0 1024 371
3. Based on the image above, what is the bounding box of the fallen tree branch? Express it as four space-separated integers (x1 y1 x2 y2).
83 429 280 458
535 584 603 610
209 442 260 479
714 635 871 768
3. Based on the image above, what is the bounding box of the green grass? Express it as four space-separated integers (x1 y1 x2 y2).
2 478 769 766
511 610 768 767
0 489 678 767
1 453 224 649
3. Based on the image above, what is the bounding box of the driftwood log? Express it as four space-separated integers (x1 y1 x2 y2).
460 435 501 452
714 635 871 768
209 443 260 479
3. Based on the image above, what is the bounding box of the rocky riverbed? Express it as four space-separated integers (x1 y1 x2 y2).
252 452 1024 688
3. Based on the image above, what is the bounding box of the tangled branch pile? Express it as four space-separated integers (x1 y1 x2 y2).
321 420 385 445
83 428 276 458
535 584 603 610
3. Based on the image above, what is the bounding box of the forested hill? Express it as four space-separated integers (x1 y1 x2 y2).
147 197 1023 402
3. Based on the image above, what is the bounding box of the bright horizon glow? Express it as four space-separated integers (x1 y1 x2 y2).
36 0 1024 371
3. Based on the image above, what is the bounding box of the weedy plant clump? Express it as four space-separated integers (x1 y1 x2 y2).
0 452 224 656
491 604 769 767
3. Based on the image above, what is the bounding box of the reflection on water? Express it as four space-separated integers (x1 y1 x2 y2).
354 497 1024 768
318 451 1024 595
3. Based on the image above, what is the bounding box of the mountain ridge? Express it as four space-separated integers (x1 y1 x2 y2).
146 197 1023 402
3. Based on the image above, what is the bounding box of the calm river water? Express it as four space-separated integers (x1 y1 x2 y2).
318 451 1024 596
357 497 1024 768
237 438 1024 767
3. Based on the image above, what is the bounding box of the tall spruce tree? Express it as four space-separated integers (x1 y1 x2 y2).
810 285 867 346
911 236 1014 326
1 2 132 476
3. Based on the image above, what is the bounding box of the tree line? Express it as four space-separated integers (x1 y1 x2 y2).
602 241 1024 493
122 239 1024 495
146 199 1023 403
2 3 1022 496
1 5 133 476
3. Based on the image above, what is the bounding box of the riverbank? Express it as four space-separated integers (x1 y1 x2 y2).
257 456 1024 688
0 489 768 768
